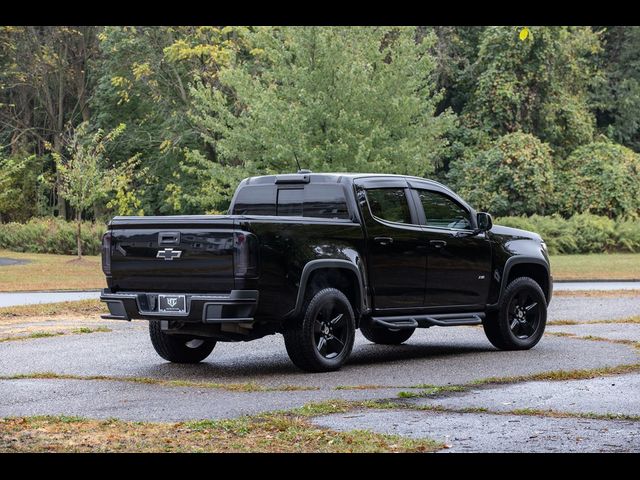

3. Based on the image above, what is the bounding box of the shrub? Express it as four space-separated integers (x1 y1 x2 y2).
0 218 106 255
494 213 639 254
615 218 640 252
557 141 640 218
567 213 617 253
448 132 555 217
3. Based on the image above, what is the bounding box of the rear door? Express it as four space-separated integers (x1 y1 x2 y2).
408 182 491 308
355 178 427 310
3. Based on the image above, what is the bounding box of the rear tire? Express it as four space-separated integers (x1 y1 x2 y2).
149 322 216 363
283 288 355 373
359 323 415 345
483 276 547 351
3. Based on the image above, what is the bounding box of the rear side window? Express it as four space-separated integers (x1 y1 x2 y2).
303 184 350 219
416 189 471 230
232 186 276 215
365 188 412 224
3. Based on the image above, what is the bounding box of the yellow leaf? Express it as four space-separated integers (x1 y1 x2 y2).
519 27 530 41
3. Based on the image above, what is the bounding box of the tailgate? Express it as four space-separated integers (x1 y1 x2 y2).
108 215 238 293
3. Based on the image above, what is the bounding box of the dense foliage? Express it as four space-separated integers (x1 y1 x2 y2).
556 141 640 218
449 132 554 216
0 218 105 255
496 214 640 254
1 26 640 254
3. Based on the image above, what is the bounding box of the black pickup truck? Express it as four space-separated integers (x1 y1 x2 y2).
100 172 552 372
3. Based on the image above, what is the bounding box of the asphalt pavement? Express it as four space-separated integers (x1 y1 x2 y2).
0 290 101 308
0 302 639 422
0 280 639 452
312 409 640 453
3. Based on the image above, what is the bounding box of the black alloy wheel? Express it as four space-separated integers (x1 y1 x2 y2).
283 288 356 372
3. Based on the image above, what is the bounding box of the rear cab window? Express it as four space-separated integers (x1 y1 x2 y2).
231 183 350 220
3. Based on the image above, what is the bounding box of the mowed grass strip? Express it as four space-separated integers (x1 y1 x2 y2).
553 289 640 298
0 249 105 292
550 252 640 281
0 299 105 322
548 315 640 325
0 327 111 343
546 331 640 352
397 363 640 398
405 404 640 422
0 410 443 453
0 371 319 393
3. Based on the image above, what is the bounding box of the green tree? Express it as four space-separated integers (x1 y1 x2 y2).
54 122 125 258
592 26 640 151
464 26 602 157
557 141 640 218
91 26 248 215
0 26 100 218
448 131 555 216
185 26 455 212
0 153 51 222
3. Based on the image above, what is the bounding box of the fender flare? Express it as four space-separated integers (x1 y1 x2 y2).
289 259 368 319
491 256 551 308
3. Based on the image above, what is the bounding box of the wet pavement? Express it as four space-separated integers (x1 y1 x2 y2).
0 290 101 308
311 409 640 453
0 258 30 267
405 372 640 416
0 287 638 452
1 324 637 390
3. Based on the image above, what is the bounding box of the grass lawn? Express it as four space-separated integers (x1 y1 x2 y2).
0 250 105 291
0 403 443 453
550 253 640 281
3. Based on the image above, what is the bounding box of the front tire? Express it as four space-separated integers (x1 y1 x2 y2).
149 322 216 363
283 288 356 373
483 276 547 351
359 323 415 345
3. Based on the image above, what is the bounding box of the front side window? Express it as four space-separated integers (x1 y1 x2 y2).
365 188 412 224
416 189 471 230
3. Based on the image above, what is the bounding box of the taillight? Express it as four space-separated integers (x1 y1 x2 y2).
102 232 112 275
233 232 258 277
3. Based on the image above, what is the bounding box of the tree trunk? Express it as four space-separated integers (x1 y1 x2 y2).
76 209 82 260
53 133 67 219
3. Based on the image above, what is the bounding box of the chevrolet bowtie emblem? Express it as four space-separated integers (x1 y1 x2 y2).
156 248 182 261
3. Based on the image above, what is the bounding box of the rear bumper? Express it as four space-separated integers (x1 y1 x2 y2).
100 289 259 323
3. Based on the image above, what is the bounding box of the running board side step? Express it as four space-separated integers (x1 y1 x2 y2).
371 312 485 329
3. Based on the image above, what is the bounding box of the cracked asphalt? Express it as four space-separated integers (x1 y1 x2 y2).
1 293 639 452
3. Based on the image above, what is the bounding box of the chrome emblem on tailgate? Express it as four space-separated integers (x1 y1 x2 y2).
156 248 182 261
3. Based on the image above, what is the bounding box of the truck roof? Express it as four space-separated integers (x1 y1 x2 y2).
242 172 451 191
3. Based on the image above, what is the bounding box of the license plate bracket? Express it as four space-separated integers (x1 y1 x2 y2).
157 294 187 314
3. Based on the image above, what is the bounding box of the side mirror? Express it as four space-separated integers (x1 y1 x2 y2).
477 212 493 232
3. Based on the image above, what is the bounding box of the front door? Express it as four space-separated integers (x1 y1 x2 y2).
410 186 492 308
355 179 427 310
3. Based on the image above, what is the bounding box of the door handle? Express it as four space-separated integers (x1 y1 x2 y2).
429 240 447 249
374 236 394 246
